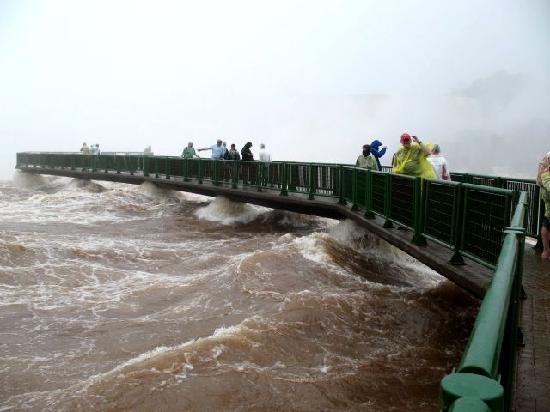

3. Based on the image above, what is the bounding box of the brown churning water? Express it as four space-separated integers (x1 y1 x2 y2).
0 173 478 411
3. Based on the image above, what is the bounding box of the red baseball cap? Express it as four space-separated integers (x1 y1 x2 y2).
400 133 411 143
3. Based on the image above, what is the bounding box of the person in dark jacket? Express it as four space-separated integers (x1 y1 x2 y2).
370 139 387 171
226 144 240 160
241 142 254 161
240 142 255 185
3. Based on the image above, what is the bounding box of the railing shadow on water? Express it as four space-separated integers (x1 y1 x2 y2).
15 152 530 411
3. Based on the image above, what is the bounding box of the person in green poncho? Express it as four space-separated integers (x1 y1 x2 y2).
181 142 198 159
392 133 436 179
356 144 377 170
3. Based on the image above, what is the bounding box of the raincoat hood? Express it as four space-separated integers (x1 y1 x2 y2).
371 140 382 149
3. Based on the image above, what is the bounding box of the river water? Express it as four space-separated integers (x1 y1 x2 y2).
0 173 478 411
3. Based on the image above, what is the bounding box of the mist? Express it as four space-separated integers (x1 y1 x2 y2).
1 0 549 180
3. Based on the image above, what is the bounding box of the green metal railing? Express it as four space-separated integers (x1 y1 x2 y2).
16 152 521 267
440 192 527 412
16 152 528 411
384 165 540 238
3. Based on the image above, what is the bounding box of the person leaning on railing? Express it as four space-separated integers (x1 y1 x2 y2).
198 139 225 160
356 144 377 170
181 142 198 159
392 133 436 179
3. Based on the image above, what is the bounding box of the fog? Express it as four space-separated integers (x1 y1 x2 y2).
1 0 549 180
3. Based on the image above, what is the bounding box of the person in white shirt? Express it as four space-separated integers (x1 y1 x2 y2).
258 143 271 162
428 144 450 180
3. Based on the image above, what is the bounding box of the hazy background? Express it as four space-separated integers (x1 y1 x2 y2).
1 0 549 180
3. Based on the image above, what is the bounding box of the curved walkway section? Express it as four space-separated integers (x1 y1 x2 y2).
16 159 499 298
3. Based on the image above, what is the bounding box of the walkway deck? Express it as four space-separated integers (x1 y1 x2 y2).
19 166 493 298
515 246 550 412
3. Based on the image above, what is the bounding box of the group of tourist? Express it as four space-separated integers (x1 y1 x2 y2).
79 142 100 155
355 133 450 181
181 140 271 162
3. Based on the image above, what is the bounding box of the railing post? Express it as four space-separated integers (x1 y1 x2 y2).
213 160 219 185
338 165 346 205
351 167 358 210
287 164 296 192
165 157 170 179
198 158 203 184
450 184 466 265
257 162 262 192
383 173 394 228
364 170 375 219
280 162 288 196
182 158 188 181
308 164 315 200
412 177 427 246
143 156 150 177
232 161 238 189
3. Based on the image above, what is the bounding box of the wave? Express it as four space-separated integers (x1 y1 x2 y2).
279 220 443 289
12 171 58 191
195 196 267 225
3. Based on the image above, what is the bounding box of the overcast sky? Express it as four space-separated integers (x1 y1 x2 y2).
1 0 549 179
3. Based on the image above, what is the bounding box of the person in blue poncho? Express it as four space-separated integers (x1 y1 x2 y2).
370 139 387 171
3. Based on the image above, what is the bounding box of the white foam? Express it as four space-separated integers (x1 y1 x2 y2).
12 171 55 190
195 196 267 225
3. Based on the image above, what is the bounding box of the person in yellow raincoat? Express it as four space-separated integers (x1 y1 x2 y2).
392 133 436 179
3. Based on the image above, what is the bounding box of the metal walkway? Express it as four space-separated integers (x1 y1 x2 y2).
19 166 493 298
515 245 550 411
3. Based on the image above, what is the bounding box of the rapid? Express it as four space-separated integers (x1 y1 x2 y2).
0 173 478 411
